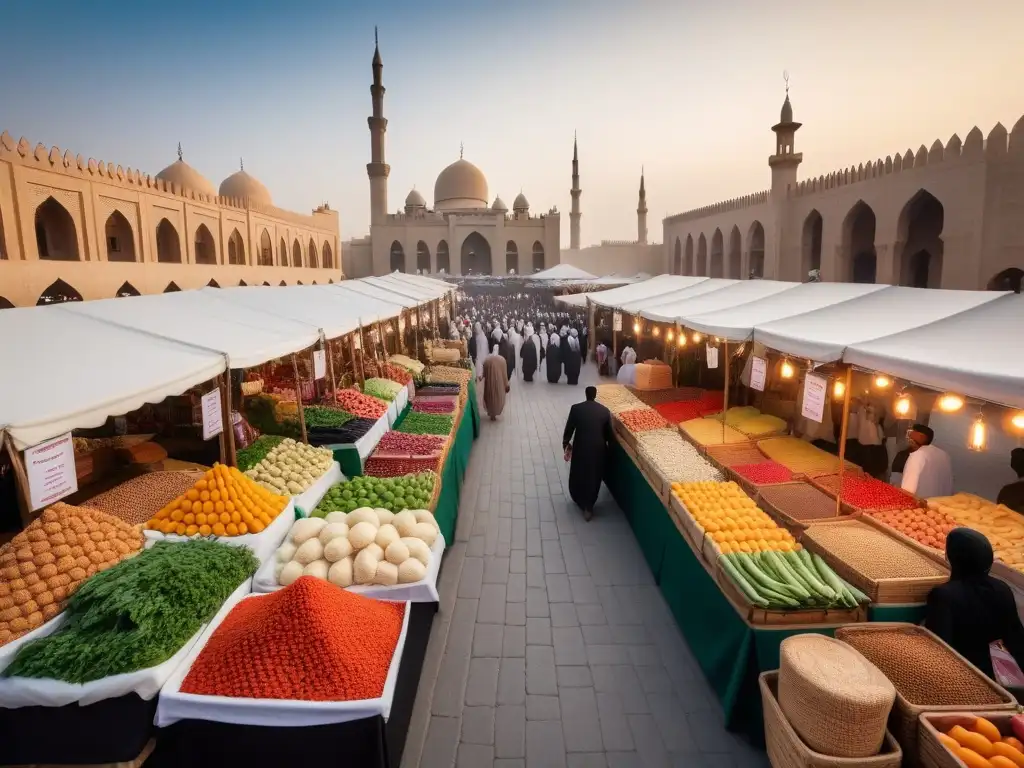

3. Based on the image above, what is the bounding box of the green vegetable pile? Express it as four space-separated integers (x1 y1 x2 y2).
313 471 437 517
242 395 302 440
397 412 454 436
236 435 285 472
363 378 402 402
303 406 356 428
3 541 258 683
719 549 869 611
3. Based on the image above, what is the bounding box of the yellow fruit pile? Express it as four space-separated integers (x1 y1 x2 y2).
146 463 289 537
756 436 852 475
672 481 799 554
929 493 1024 571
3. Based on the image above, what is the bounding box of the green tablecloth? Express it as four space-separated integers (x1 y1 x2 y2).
332 445 363 477
431 390 477 544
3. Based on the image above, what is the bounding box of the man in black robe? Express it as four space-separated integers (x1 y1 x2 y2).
564 329 582 385
546 332 561 383
562 386 612 521
521 324 539 382
499 331 515 382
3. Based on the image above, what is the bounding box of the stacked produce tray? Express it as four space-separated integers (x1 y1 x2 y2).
757 481 845 531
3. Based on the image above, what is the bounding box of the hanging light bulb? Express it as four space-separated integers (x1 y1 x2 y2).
1012 411 1024 431
692 332 703 343
938 393 965 413
667 330 674 342
677 334 687 347
633 322 641 333
894 392 913 418
874 375 892 389
780 359 795 380
833 379 846 399
968 414 988 452
653 326 660 337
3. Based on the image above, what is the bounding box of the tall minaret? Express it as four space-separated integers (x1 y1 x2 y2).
367 27 390 225
569 133 581 249
768 72 802 193
636 168 648 245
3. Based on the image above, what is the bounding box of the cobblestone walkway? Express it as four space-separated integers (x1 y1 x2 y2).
402 364 769 768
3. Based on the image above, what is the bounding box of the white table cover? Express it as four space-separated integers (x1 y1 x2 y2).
292 462 344 517
0 581 252 708
155 591 410 727
251 532 444 603
387 385 410 427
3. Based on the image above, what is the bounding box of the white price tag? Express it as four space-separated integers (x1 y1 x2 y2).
801 373 828 423
353 334 362 350
201 388 224 441
705 344 719 369
313 350 327 381
25 433 77 511
613 312 622 332
750 356 767 392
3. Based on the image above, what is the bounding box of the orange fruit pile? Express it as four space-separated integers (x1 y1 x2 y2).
146 463 288 537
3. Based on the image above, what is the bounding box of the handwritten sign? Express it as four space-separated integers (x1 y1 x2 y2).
750 356 767 392
613 312 622 332
201 388 223 441
801 373 828 423
26 433 77 511
313 350 327 381
705 344 719 369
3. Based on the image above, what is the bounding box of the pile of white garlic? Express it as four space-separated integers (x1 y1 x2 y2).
244 438 334 496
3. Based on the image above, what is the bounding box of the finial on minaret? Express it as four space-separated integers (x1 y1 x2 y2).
375 25 378 47
177 142 183 162
640 166 645 196
784 69 789 97
240 157 244 172
460 142 464 160
372 26 382 68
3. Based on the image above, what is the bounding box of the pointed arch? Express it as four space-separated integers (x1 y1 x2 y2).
696 234 708 276
259 229 273 266
801 210 823 279
841 201 876 283
115 281 140 298
227 228 245 265
312 280 317 285
461 232 492 275
437 240 450 273
156 218 181 263
390 241 405 272
710 229 724 278
279 238 288 266
0 296 14 309
297 280 304 286
164 281 181 293
207 279 221 288
672 237 681 275
684 235 694 275
239 280 247 286
505 241 519 274
417 240 431 273
747 221 765 278
987 268 1023 293
104 210 135 262
532 241 544 272
292 239 302 267
0 208 6 260
36 278 83 305
897 189 944 288
194 224 217 265
279 280 288 286
262 281 270 286
308 238 318 269
35 197 79 260
322 241 333 269
727 226 741 278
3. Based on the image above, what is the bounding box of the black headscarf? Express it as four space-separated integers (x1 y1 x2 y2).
946 527 994 580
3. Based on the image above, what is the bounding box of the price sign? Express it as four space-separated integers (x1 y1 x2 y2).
801 373 828 423
201 388 224 441
705 344 719 369
353 334 362 350
313 350 327 380
613 312 622 332
750 356 767 392
25 433 77 511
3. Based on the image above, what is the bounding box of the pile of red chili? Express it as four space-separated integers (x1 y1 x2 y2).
180 577 405 702
653 401 705 424
731 461 794 485
812 472 921 511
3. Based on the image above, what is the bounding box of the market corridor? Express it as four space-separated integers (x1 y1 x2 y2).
402 364 768 767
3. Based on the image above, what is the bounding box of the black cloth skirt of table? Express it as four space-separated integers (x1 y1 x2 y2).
145 601 437 768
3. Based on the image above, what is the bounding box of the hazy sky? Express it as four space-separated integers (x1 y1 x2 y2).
2 0 1021 246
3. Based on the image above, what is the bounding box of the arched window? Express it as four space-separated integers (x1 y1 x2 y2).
308 238 318 269
0 209 7 260
531 241 544 272
462 233 492 275
727 226 741 278
672 238 681 274
115 281 140 298
0 296 14 309
227 229 245 265
437 240 450 273
239 280 247 286
279 280 288 286
105 211 135 262
417 241 431 273
156 219 182 263
506 241 519 274
322 241 334 269
390 241 405 273
710 229 724 278
36 278 83 305
684 235 694 275
292 239 302 267
164 281 181 293
35 197 79 260
195 224 217 265
801 210 823 279
897 190 944 288
747 221 766 278
987 268 1024 293
207 279 221 288
279 238 288 266
696 234 708 276
841 202 876 284
259 230 273 266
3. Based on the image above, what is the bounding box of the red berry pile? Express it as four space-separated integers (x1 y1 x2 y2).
731 461 793 486
412 399 456 414
364 456 441 478
654 401 705 424
331 389 388 420
813 473 921 511
375 432 445 456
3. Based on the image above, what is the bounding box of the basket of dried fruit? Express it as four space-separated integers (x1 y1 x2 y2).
801 518 949 603
835 624 1017 766
919 711 1024 768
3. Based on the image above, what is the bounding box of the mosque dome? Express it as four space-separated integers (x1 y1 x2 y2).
513 192 530 213
156 159 216 197
219 169 272 205
405 188 427 210
492 195 508 212
780 95 793 124
434 158 488 210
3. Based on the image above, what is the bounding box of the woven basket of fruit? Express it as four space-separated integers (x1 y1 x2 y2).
919 711 1024 768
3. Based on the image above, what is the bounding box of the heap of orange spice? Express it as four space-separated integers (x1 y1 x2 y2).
145 463 288 537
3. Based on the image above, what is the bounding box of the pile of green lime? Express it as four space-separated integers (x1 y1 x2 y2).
312 471 438 517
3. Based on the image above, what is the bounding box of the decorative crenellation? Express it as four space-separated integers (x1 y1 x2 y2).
0 131 338 231
666 190 772 224
789 115 1024 198
600 239 644 246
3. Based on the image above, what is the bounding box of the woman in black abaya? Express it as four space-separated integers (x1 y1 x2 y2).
546 332 562 383
521 323 539 382
564 329 582 385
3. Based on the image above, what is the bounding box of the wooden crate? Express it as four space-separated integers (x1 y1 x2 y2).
612 418 640 454
668 494 719 564
918 711 1024 768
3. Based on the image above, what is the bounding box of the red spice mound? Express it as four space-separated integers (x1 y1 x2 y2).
180 577 405 702
731 461 793 485
364 456 441 478
618 408 669 432
698 390 724 411
813 473 921 512
654 401 705 424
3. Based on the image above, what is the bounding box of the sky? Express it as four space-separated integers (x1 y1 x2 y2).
2 0 1022 247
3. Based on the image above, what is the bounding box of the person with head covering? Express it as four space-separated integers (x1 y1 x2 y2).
564 328 582 385
559 325 570 361
521 323 539 382
617 346 638 386
482 341 510 420
473 322 489 382
562 386 613 521
499 329 515 381
925 528 1024 680
508 323 523 379
546 332 562 383
998 448 1024 514
900 423 953 498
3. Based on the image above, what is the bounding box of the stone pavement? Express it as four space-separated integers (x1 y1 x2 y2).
401 363 769 768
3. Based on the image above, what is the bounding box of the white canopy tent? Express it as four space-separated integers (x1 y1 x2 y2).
638 280 799 322
360 274 448 302
754 286 1008 363
387 272 455 296
682 282 887 341
529 264 597 281
623 279 742 315
0 307 225 450
844 293 1024 409
586 275 708 309
332 279 429 310
553 293 590 307
63 290 321 370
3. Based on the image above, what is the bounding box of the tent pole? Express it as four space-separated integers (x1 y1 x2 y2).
722 341 730 444
292 353 308 444
327 337 339 401
351 331 365 385
835 366 853 517
219 373 237 467
3 432 34 528
217 376 228 465
587 299 595 363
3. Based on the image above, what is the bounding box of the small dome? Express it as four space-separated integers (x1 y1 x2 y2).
156 159 216 197
405 188 426 209
492 195 508 212
219 169 272 205
780 95 793 124
434 158 488 210
513 192 530 212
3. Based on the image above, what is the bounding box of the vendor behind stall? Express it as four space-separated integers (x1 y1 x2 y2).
900 423 953 498
926 528 1024 680
997 448 1024 514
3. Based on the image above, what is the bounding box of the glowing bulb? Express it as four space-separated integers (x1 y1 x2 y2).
833 380 846 399
780 360 795 380
968 415 988 452
938 393 964 413
1013 412 1024 430
633 322 640 333
653 327 660 337
692 332 703 343
874 375 892 389
894 394 912 417
667 331 674 342
677 334 687 347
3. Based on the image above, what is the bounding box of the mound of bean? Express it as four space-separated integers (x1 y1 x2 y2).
706 443 769 467
758 482 838 521
618 408 669 433
803 520 947 579
83 470 206 525
635 429 723 483
837 627 1005 706
596 385 644 415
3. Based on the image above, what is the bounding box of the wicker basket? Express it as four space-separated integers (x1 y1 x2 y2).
835 624 1018 766
918 711 1023 768
778 634 896 758
761 671 903 768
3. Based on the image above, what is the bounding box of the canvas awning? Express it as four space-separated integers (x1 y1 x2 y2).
624 279 742 315
638 280 799 322
586 275 709 309
529 264 597 281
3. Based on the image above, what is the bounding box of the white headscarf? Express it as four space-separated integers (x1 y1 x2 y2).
549 332 560 347
568 334 580 352
474 322 489 377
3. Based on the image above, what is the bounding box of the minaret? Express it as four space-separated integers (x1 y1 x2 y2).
569 133 581 249
636 168 648 245
367 27 390 225
768 72 803 193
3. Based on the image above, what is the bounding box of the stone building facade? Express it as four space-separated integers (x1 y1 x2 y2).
662 93 1024 292
0 134 341 308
